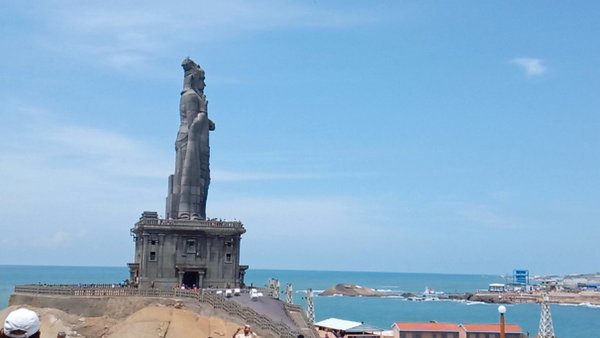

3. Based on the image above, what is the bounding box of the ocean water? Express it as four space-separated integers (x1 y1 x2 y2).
1 266 599 337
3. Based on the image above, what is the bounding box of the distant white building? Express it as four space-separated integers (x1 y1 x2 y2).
488 283 506 292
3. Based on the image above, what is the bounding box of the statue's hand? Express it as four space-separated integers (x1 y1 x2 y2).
209 119 216 131
190 113 207 132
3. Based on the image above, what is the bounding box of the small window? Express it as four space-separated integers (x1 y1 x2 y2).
186 240 196 253
225 253 232 263
226 241 233 247
150 240 157 245
149 251 156 261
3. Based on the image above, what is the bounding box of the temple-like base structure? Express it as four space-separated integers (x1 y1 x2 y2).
128 211 247 290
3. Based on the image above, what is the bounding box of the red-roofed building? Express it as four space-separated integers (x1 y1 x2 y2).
392 322 527 338
393 322 460 338
460 323 526 338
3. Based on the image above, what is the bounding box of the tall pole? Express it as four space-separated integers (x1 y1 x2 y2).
537 292 556 338
274 279 280 300
500 313 505 338
306 288 315 325
498 305 506 338
267 278 280 299
285 283 293 304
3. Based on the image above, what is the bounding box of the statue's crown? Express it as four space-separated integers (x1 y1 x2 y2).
182 57 204 77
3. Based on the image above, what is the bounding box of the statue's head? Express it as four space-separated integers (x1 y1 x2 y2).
182 57 204 77
181 57 205 92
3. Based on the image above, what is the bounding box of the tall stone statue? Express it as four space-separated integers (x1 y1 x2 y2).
166 58 214 220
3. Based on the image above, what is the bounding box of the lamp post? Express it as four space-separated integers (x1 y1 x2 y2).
498 305 506 338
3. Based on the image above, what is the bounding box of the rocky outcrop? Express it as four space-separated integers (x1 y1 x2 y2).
0 304 241 338
319 284 394 297
8 288 314 338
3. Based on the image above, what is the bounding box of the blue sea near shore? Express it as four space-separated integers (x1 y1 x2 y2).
1 266 599 337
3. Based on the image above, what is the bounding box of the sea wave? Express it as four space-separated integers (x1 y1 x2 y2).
378 285 401 289
296 289 325 294
558 302 600 309
465 301 486 306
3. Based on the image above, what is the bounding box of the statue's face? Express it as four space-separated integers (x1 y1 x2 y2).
193 74 206 91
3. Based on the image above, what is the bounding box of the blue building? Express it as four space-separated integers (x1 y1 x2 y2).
513 269 529 285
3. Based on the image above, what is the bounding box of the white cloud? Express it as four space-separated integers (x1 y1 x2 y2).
0 101 175 180
30 231 86 249
210 169 373 182
511 57 547 77
0 104 169 218
38 1 374 69
208 195 386 268
212 170 318 182
33 124 170 179
454 203 520 230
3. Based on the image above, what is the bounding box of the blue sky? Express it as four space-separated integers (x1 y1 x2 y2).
0 1 598 275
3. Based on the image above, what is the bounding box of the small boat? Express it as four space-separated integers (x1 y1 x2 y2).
422 287 445 301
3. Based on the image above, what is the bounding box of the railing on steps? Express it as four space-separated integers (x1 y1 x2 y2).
13 285 314 338
284 302 320 338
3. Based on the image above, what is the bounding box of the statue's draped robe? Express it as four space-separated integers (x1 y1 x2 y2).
169 88 210 220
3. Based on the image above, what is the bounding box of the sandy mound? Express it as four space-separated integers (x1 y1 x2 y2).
1 305 243 338
105 306 238 338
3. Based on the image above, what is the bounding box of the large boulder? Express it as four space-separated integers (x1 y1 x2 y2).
319 284 393 297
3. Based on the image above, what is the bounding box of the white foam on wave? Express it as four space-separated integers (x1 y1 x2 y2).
376 289 394 292
453 300 486 306
296 289 325 294
382 295 403 299
558 302 600 309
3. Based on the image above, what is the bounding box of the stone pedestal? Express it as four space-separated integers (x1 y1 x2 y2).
129 212 246 290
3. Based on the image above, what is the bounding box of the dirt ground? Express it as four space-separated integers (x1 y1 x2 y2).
1 299 246 338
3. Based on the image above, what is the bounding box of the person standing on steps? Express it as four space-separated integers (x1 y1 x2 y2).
233 324 257 338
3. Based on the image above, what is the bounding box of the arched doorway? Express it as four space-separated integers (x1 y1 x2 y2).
182 271 198 288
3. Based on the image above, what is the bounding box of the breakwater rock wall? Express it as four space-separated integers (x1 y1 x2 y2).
452 291 600 305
